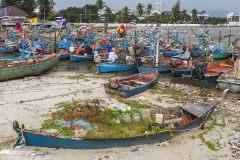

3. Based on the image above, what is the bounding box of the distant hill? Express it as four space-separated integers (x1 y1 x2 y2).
206 9 239 17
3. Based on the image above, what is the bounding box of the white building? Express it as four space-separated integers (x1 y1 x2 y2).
227 12 240 26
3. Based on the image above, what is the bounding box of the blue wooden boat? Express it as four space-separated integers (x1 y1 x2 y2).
13 100 220 149
104 71 158 97
138 65 171 73
20 49 39 57
71 55 94 62
59 54 71 60
57 49 71 60
164 51 184 57
97 62 137 73
191 51 204 57
171 57 192 77
0 48 12 53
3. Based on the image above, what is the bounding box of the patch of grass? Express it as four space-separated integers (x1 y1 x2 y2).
41 99 98 137
58 127 75 137
197 114 226 151
191 135 196 139
88 99 101 105
149 85 185 100
198 125 220 151
85 120 151 139
68 74 87 80
41 119 75 137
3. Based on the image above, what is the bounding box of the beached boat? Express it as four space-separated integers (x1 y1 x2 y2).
0 47 12 53
71 54 94 62
137 58 175 73
171 56 192 77
191 51 204 57
58 49 70 60
97 62 137 73
164 51 184 57
0 54 59 81
191 59 235 84
104 71 158 97
137 65 171 73
13 100 220 149
217 71 240 93
71 46 94 62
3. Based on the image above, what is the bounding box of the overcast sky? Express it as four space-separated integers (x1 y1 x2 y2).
55 0 239 12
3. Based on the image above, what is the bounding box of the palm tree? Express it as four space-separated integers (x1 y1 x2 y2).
20 0 38 15
121 6 129 23
136 3 144 17
95 0 105 14
122 6 129 18
37 0 55 20
146 4 152 16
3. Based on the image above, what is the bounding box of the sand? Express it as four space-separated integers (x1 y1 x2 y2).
0 62 239 160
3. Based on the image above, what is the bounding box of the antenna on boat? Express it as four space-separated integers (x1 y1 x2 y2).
224 30 235 47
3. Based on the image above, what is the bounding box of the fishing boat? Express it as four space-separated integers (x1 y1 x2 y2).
191 59 235 84
0 47 12 53
71 54 94 62
171 57 192 77
58 49 71 60
97 62 137 73
213 52 232 61
104 71 158 97
171 50 196 77
217 71 240 93
0 54 59 81
13 100 220 149
191 51 204 57
137 64 171 73
71 46 94 62
164 51 184 57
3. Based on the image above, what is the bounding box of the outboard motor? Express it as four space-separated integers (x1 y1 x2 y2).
192 62 207 80
13 121 19 130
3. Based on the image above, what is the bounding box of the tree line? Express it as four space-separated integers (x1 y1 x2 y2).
1 0 227 25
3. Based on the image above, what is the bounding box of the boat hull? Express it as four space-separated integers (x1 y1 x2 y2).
0 56 59 81
191 51 204 57
0 48 12 53
14 113 212 149
217 80 240 93
97 63 137 73
191 75 219 84
138 66 171 73
59 54 70 60
104 71 158 97
165 51 184 57
71 55 94 62
173 69 192 77
13 100 219 149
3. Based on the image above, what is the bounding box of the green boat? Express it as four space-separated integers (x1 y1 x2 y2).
0 55 59 81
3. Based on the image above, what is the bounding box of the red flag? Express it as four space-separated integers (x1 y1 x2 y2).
15 22 23 32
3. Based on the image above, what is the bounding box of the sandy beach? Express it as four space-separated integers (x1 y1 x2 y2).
0 62 239 160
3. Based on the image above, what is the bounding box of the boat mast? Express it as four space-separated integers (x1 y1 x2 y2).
156 32 160 67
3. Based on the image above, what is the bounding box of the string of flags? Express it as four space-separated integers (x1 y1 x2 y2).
99 16 106 22
130 19 137 25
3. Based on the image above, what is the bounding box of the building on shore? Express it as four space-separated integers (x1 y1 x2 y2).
0 6 28 25
227 12 240 26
